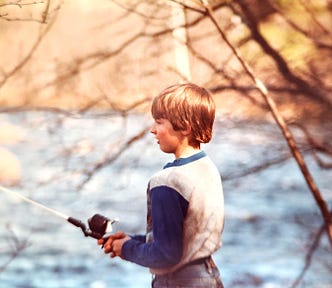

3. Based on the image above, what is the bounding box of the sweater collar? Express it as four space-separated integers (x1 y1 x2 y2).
163 151 206 169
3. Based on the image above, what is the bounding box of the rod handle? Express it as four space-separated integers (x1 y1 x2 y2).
67 217 85 228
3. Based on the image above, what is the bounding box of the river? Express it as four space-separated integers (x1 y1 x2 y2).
0 111 331 288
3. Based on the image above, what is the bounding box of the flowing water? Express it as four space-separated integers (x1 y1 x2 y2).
0 112 331 288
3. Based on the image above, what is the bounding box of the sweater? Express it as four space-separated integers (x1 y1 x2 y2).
122 151 224 275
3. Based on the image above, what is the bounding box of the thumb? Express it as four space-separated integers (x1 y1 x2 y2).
97 238 104 245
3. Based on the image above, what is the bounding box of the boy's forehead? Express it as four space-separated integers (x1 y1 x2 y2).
152 116 167 121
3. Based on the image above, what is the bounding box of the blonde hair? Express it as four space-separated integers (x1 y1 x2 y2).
151 83 216 147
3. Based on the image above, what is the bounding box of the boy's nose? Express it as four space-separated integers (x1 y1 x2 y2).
150 123 156 134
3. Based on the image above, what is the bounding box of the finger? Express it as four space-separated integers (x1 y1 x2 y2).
112 231 126 239
104 237 114 247
100 236 111 248
103 244 112 254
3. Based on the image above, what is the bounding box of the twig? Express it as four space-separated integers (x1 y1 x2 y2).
77 127 150 191
0 224 31 273
0 2 60 88
200 0 332 247
290 223 326 288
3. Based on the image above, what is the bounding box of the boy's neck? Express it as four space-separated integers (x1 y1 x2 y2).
175 146 201 159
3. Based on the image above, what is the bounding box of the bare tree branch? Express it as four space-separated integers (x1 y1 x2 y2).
267 0 332 50
232 1 332 109
222 151 300 181
0 0 54 23
200 0 332 247
291 123 332 169
77 127 150 191
290 223 326 288
0 224 31 273
0 0 44 8
0 1 61 88
299 0 331 35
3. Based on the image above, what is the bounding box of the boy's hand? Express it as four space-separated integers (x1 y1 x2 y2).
97 231 131 258
111 235 131 258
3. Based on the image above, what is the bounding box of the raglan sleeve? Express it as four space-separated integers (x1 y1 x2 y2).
121 185 188 269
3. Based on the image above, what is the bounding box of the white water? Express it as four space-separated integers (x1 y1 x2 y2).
0 112 331 288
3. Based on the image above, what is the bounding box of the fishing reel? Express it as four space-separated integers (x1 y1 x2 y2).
68 214 119 240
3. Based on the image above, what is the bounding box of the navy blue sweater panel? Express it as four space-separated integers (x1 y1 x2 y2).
122 186 188 269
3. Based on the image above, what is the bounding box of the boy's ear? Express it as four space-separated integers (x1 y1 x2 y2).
181 124 191 136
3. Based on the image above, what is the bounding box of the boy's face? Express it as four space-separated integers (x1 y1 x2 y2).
150 118 186 157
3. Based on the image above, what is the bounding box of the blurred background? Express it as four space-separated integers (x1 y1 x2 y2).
0 1 331 287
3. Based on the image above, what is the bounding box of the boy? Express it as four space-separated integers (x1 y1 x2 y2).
98 83 224 288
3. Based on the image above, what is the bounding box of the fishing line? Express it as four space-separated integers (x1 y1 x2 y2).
0 185 68 220
0 185 118 240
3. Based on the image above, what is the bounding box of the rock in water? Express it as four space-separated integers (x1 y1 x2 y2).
0 147 21 186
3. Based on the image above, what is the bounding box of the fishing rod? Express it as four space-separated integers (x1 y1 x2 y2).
0 185 119 240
